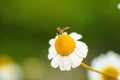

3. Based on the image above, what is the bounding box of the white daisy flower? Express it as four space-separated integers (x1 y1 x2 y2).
0 56 23 80
118 76 120 80
48 27 88 71
88 51 120 80
117 3 120 10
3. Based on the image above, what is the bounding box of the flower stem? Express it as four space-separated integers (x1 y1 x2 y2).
81 62 117 79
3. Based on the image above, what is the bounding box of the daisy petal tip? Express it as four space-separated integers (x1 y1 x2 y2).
48 55 52 60
51 63 58 69
72 66 76 68
49 39 55 45
66 68 71 71
59 67 71 71
70 32 82 40
52 66 58 69
77 33 82 38
64 66 71 71
51 58 59 68
48 52 56 60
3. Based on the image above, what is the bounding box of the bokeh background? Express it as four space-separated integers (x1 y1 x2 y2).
0 0 120 80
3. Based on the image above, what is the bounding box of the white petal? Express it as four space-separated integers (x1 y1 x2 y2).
69 53 83 68
117 3 120 10
63 57 71 71
48 46 57 60
51 54 60 68
59 56 65 71
75 41 88 58
69 32 82 40
49 39 55 45
118 76 120 80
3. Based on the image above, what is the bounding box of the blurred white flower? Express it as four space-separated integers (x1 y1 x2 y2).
118 76 120 80
48 29 88 71
88 51 120 80
117 3 120 10
0 56 22 80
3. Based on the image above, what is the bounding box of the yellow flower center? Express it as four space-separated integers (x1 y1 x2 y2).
55 34 76 56
102 66 119 80
0 56 14 67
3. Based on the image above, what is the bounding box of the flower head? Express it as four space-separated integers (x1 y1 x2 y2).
118 76 120 80
117 3 120 10
88 51 120 80
0 56 22 80
48 27 88 71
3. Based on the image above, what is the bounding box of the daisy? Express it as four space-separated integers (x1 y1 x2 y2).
48 27 88 71
88 51 120 80
0 56 22 80
117 3 120 10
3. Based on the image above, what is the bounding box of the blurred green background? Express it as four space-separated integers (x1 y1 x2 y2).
0 0 120 80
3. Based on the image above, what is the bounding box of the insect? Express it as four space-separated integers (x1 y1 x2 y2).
57 27 70 35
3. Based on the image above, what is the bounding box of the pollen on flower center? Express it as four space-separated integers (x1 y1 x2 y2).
55 34 76 56
102 66 119 80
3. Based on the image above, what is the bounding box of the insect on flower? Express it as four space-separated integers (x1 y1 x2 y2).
48 27 88 71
